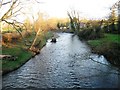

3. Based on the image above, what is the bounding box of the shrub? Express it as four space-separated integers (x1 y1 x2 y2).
2 33 21 43
78 29 104 40
2 33 12 43
93 42 120 66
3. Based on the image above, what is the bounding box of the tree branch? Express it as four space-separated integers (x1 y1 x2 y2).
2 19 23 38
2 1 12 5
1 0 18 20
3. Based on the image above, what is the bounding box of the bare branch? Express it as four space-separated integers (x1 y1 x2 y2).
1 1 12 5
34 0 45 4
0 0 12 8
12 7 23 16
1 0 19 20
2 19 23 38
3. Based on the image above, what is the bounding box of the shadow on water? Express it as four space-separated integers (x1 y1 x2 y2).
2 33 120 89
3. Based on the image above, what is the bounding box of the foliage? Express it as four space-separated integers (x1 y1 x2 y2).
88 33 120 46
78 29 104 40
88 34 120 66
2 31 53 75
2 32 21 43
102 1 119 34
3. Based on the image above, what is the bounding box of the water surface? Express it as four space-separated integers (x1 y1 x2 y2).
2 33 120 89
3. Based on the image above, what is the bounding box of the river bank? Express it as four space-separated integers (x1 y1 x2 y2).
87 34 120 67
77 29 120 67
2 33 120 88
2 31 54 75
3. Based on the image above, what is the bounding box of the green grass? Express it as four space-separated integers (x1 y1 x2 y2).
2 48 32 72
87 33 120 66
104 34 120 43
2 45 33 74
2 31 53 75
88 33 120 47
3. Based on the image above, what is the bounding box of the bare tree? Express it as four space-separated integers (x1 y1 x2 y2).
0 0 49 53
67 10 80 34
0 0 44 47
0 0 42 36
0 0 25 38
29 12 49 51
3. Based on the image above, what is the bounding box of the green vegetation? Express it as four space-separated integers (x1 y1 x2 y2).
1 6 56 75
78 29 104 40
88 34 120 47
2 47 32 74
67 6 120 67
2 31 53 75
88 34 120 67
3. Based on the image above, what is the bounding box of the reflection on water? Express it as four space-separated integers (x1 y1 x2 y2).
2 33 120 89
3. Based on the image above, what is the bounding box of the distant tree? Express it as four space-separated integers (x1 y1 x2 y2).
67 10 80 34
57 22 60 29
108 0 120 33
109 9 117 32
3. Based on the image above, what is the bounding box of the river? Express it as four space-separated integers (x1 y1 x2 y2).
2 33 120 89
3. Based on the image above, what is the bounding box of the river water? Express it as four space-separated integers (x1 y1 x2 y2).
2 33 120 89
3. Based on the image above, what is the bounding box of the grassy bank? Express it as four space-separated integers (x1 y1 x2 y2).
87 33 120 67
2 31 53 75
2 47 32 75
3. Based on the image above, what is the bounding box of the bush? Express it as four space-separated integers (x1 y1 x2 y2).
2 33 21 43
94 42 120 66
2 33 12 43
103 24 119 34
78 29 104 40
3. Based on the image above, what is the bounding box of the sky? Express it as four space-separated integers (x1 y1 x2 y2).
0 0 119 22
32 0 118 19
